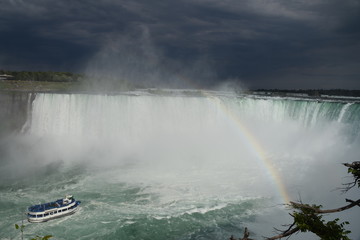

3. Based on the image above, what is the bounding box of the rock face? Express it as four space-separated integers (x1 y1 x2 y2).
0 91 31 137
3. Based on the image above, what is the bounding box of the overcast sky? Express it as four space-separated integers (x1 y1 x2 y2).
0 0 359 89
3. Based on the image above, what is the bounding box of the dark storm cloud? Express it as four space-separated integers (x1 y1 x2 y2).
0 0 359 89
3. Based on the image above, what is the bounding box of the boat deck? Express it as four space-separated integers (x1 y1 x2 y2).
28 199 72 212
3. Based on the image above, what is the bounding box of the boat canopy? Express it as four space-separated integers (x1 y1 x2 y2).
28 195 75 212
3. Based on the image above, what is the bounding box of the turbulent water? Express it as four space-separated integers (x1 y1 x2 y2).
1 91 360 240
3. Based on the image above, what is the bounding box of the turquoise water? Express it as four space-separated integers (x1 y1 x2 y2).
1 92 360 239
0 161 267 239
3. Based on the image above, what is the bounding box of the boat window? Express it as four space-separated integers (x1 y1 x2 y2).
44 213 49 216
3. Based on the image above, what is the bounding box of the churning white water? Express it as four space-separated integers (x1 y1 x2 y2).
1 91 360 239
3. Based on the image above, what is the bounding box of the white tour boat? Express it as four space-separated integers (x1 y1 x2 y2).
27 195 81 223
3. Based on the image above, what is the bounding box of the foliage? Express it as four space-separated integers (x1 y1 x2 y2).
345 161 360 189
232 162 360 240
0 69 142 92
254 89 360 97
0 70 83 82
0 80 81 92
268 161 360 240
14 223 25 238
292 204 351 240
30 235 53 240
15 223 53 240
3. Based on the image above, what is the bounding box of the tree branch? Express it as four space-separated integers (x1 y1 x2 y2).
228 162 359 240
346 198 360 207
266 226 300 240
342 162 360 193
290 199 360 214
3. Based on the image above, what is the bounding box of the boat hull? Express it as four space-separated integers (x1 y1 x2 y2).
27 196 81 223
28 205 79 223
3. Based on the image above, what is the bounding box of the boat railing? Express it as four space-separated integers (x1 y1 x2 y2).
28 201 80 218
28 199 75 212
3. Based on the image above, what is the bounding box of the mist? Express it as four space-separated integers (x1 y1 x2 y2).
1 92 359 239
81 25 218 92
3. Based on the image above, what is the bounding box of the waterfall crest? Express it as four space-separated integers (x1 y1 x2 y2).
28 93 360 141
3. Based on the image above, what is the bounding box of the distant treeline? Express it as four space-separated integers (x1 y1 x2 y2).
0 70 84 82
255 89 360 97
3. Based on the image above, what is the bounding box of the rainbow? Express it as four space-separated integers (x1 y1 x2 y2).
132 71 291 202
200 90 291 203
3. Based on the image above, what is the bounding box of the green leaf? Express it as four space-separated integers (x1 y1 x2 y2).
15 224 19 229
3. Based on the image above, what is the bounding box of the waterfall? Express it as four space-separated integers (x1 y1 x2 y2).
1 91 360 240
27 93 360 141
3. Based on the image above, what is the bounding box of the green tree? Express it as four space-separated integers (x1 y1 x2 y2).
233 162 360 240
